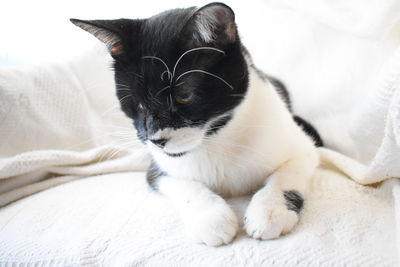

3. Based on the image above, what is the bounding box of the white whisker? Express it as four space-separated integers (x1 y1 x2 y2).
168 94 173 109
174 81 185 87
161 70 172 81
116 88 131 92
115 83 131 89
171 47 225 82
175 69 233 90
142 56 172 81
156 85 171 97
118 94 133 105
99 103 123 118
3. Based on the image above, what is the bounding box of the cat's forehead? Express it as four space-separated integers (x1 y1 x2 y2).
139 8 194 50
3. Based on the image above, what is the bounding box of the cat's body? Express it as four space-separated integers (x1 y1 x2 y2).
71 2 321 246
150 67 318 197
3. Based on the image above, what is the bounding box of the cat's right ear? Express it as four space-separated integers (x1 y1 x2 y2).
181 3 237 47
70 19 129 58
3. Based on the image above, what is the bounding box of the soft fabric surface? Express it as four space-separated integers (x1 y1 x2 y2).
316 46 400 184
0 49 150 207
0 0 400 266
0 170 398 266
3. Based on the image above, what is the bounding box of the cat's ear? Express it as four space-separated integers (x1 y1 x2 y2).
70 19 128 57
182 2 237 46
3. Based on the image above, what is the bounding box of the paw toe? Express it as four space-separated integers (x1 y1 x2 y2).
245 204 299 240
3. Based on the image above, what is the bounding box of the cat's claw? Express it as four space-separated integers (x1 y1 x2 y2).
244 201 299 240
184 203 239 246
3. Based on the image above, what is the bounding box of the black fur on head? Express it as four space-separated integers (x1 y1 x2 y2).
71 2 248 144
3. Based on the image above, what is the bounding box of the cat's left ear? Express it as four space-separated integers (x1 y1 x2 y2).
182 2 237 46
70 19 130 57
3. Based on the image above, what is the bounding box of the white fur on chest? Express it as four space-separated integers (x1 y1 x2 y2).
154 141 273 196
151 69 315 197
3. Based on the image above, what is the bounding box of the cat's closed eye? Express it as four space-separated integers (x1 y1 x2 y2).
175 93 194 105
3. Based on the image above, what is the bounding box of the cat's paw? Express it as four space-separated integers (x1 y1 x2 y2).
184 203 239 246
244 199 299 240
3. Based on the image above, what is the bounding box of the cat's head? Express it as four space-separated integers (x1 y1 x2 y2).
71 2 248 157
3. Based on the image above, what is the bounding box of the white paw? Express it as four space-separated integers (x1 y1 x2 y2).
244 200 299 240
184 203 239 246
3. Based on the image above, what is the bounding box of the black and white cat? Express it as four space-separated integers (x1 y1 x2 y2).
71 2 322 246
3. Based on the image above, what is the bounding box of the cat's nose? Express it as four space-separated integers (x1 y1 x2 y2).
150 138 168 148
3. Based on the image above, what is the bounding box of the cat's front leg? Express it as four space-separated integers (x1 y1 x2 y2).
245 152 319 240
156 176 239 246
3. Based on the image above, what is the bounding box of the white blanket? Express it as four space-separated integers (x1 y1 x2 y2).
0 49 150 207
0 170 398 266
0 0 400 265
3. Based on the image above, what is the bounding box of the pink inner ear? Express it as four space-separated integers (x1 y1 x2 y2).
224 20 236 42
194 4 237 44
216 9 236 42
111 43 123 56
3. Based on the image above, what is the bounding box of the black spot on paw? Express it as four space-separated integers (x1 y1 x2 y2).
283 190 304 213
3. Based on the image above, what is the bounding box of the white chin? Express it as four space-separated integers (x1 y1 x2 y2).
164 137 203 154
148 126 205 155
148 140 202 157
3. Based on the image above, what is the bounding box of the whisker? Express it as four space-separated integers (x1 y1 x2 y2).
171 47 225 81
175 69 233 90
155 85 171 97
118 94 133 104
115 83 131 89
148 86 162 105
161 70 172 81
116 88 131 92
99 104 123 118
126 71 144 79
174 81 185 87
96 138 145 163
168 94 173 110
142 56 172 81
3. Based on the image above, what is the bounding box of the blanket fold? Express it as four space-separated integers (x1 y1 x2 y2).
0 48 149 207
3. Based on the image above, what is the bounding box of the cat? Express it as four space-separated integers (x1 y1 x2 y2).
71 2 322 246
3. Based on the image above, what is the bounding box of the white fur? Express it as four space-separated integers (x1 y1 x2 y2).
152 67 319 246
157 177 239 246
244 174 300 240
195 15 216 43
149 127 205 154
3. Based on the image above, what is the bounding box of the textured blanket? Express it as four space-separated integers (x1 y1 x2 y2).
0 49 150 207
0 0 400 265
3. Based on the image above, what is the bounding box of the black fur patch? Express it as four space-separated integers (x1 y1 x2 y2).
265 75 292 112
71 4 248 143
294 116 323 147
249 65 292 111
72 4 325 149
283 190 304 213
146 160 166 191
250 63 323 147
